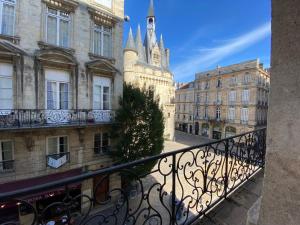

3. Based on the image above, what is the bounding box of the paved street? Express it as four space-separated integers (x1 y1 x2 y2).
163 131 212 153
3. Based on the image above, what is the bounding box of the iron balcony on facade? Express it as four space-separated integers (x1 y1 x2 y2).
94 146 112 155
0 109 115 130
46 152 71 169
0 128 267 225
228 101 236 106
0 160 14 173
226 119 236 123
241 120 249 125
242 100 249 105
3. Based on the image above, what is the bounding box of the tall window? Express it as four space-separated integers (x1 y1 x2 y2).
244 73 250 84
93 24 112 58
216 107 221 119
46 70 70 110
46 7 70 48
94 132 110 154
242 89 250 103
216 79 221 88
0 0 15 36
230 76 237 85
0 140 13 171
0 63 12 109
228 90 236 104
196 93 200 103
241 108 249 122
228 107 235 121
205 93 209 104
47 136 68 155
204 107 208 118
216 92 221 103
93 76 111 110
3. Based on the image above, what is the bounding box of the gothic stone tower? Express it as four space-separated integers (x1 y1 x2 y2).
124 0 175 140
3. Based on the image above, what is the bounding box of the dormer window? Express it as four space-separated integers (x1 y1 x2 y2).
0 0 16 36
46 7 71 48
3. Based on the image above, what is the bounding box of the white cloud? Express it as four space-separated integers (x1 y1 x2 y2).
172 22 271 81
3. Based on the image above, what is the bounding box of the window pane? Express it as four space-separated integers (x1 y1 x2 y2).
47 81 57 109
103 32 112 57
59 83 69 109
47 15 57 45
1 141 13 160
2 3 14 35
93 85 101 109
94 133 101 154
48 137 58 155
0 77 12 109
102 133 109 153
59 19 69 47
59 136 67 153
94 29 102 55
103 86 110 110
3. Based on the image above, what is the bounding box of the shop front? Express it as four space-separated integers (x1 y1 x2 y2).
213 125 222 140
201 123 209 137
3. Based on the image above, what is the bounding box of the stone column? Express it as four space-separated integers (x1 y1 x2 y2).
257 0 300 224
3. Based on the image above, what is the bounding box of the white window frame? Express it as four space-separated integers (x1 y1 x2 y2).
0 0 16 36
241 108 249 122
94 132 110 154
93 24 112 58
0 63 13 109
228 107 235 121
216 107 221 119
242 89 250 103
229 90 236 103
46 7 71 48
0 139 13 162
46 136 69 155
93 76 111 110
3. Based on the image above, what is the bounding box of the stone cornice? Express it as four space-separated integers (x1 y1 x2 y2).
87 7 121 27
42 0 79 12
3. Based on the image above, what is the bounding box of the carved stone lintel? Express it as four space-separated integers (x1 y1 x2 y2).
42 0 79 12
38 41 75 55
0 34 20 45
88 7 121 27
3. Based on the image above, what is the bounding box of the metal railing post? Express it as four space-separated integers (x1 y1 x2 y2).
224 139 229 198
171 153 177 225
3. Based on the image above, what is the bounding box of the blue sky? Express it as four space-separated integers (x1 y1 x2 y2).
124 0 271 82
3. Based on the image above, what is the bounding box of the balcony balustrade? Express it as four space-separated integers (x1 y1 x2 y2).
213 100 222 105
0 109 115 130
0 128 266 225
241 120 249 125
241 100 249 105
0 160 14 173
228 101 236 106
46 152 71 169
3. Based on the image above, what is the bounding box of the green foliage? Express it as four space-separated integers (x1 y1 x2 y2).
111 84 164 178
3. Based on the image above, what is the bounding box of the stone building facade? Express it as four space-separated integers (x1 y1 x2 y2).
175 82 195 134
123 0 175 140
0 0 124 223
175 59 270 139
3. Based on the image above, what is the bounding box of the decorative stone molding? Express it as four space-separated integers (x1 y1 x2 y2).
0 34 20 45
42 0 79 12
86 59 120 77
38 41 75 56
88 52 115 64
87 7 121 26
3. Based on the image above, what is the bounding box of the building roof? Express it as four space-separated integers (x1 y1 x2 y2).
147 0 155 17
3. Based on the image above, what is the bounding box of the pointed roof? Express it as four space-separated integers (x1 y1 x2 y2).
147 0 155 18
159 34 167 69
124 27 137 52
135 25 146 62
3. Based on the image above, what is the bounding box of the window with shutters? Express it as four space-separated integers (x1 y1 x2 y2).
94 132 110 154
228 107 235 121
47 136 68 155
45 70 71 110
46 7 70 48
241 108 249 123
0 0 16 36
242 89 250 104
0 63 12 109
93 24 112 58
216 107 221 119
228 90 236 105
93 76 111 110
0 140 13 171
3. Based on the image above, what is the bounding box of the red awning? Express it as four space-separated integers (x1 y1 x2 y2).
0 168 82 203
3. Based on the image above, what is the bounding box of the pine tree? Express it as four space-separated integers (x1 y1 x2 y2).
111 84 164 178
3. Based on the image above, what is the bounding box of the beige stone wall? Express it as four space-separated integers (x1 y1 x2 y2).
175 60 270 139
124 51 176 140
257 0 300 224
0 0 125 203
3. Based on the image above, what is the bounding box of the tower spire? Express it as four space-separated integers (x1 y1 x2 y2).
147 0 155 18
136 25 146 62
160 34 167 68
125 27 137 52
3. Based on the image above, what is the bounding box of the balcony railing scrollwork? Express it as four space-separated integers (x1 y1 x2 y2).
0 160 14 173
0 109 115 130
0 128 266 225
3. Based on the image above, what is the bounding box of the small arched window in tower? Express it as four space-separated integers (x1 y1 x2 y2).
149 18 153 24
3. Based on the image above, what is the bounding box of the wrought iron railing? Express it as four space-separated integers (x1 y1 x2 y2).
0 160 14 173
0 128 266 225
0 109 115 130
46 152 71 169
